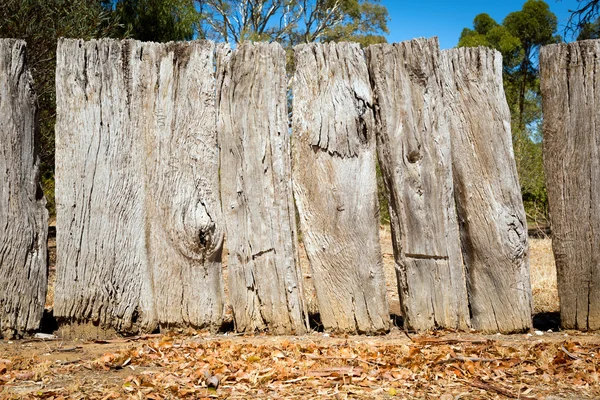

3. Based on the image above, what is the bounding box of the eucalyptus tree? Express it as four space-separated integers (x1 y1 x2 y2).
196 0 388 46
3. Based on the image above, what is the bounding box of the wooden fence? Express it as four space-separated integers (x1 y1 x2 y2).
2 36 592 338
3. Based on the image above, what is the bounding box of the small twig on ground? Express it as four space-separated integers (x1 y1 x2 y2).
301 353 384 367
410 336 493 345
435 356 498 365
561 345 582 360
55 346 82 352
467 378 537 400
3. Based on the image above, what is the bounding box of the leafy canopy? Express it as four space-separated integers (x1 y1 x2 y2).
110 0 201 42
197 0 389 47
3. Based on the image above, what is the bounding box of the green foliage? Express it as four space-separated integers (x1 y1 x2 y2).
577 18 600 39
513 128 547 225
199 0 388 46
459 24 521 69
567 0 600 37
457 0 559 224
112 0 200 42
504 0 558 51
318 0 389 46
0 0 123 216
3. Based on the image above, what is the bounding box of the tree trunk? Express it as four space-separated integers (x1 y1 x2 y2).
54 39 224 334
0 39 48 339
366 39 470 332
540 40 600 330
441 47 532 333
292 42 389 334
216 42 308 334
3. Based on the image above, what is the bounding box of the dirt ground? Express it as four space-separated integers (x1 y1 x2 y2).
2 227 597 399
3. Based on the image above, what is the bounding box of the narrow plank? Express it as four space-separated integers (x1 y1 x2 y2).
0 39 48 338
217 42 308 334
442 47 532 333
292 42 389 334
540 40 600 330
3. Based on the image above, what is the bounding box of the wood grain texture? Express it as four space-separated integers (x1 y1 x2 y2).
441 47 532 333
55 39 224 334
366 39 470 332
217 42 308 334
292 42 389 334
540 40 600 330
0 39 48 338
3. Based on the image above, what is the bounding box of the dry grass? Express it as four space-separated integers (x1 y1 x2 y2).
529 238 559 314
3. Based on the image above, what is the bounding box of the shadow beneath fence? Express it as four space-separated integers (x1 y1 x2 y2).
532 312 560 331
308 313 324 332
391 314 404 329
40 309 58 334
218 318 235 334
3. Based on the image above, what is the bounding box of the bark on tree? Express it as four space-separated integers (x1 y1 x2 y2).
292 42 389 334
216 42 308 334
366 38 470 332
540 40 600 330
0 39 48 339
54 39 224 334
441 47 532 333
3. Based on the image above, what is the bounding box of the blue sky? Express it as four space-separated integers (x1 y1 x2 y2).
382 0 581 49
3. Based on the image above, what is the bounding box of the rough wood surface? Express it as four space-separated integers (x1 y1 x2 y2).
441 47 532 333
366 39 470 332
540 40 600 330
55 39 224 334
292 42 389 334
217 42 308 334
0 39 48 338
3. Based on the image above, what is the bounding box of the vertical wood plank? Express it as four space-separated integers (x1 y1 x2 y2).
292 42 389 334
143 41 225 330
217 42 308 334
540 40 600 330
442 47 532 333
0 39 48 338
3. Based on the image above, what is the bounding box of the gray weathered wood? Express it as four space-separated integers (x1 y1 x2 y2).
0 39 48 338
216 42 308 334
540 40 600 330
55 39 224 334
366 38 470 331
441 47 532 333
292 42 389 334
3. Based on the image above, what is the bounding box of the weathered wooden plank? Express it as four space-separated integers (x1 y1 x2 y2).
366 38 470 331
540 40 600 330
292 42 389 334
0 39 48 338
441 47 532 333
142 41 225 330
55 39 224 334
217 42 308 334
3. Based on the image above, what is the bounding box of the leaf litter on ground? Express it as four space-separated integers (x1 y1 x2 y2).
0 329 599 399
